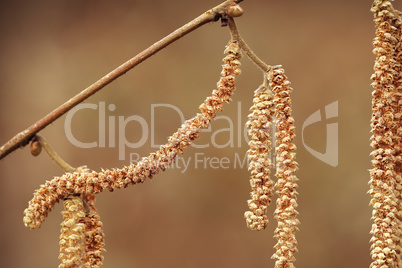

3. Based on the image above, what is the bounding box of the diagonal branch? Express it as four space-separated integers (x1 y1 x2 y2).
0 0 243 160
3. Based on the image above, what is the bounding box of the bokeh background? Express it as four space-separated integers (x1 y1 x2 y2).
0 0 394 267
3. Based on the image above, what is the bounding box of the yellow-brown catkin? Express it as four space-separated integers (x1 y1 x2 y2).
371 0 402 266
23 40 242 230
69 167 105 267
394 8 402 262
370 1 402 267
244 84 275 231
59 196 86 268
81 194 105 268
268 66 299 268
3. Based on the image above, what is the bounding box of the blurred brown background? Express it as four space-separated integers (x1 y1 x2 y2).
0 0 391 267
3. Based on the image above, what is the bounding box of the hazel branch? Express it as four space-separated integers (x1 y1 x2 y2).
0 0 243 160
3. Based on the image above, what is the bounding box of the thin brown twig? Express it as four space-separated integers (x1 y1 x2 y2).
227 17 271 73
35 135 75 173
0 0 243 160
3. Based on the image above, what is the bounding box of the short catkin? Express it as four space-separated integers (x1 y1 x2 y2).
59 196 86 268
244 83 275 231
81 194 105 268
